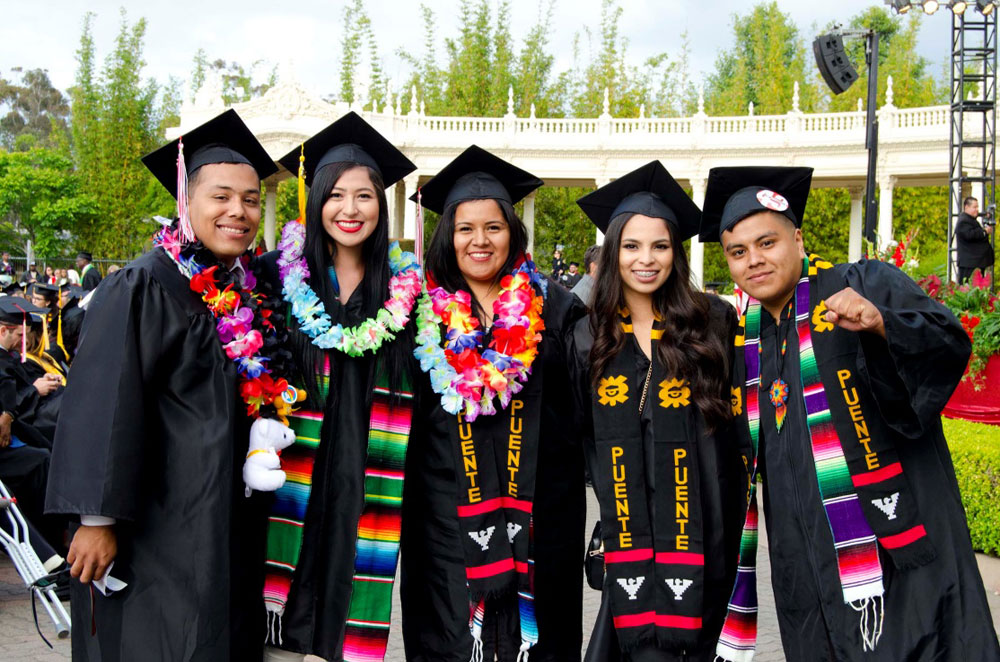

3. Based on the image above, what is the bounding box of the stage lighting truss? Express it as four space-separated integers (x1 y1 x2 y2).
886 0 995 13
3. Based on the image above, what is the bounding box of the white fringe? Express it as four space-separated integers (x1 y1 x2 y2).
516 640 531 662
469 635 483 662
850 595 884 652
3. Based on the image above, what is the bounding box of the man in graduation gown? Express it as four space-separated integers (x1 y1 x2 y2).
45 109 279 662
0 299 62 449
0 297 57 526
701 166 1000 662
75 252 102 292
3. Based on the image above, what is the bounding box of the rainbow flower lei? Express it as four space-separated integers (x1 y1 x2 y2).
153 224 290 420
414 259 547 421
276 220 423 355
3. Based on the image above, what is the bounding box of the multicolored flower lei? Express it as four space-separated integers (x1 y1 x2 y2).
414 260 547 421
276 220 423 355
154 223 291 420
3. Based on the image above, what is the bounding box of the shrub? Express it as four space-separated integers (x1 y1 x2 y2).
944 417 1000 556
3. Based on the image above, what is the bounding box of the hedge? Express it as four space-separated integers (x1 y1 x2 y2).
945 417 1000 556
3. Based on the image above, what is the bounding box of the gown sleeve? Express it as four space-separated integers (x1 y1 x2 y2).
0 360 41 419
45 266 175 521
844 260 971 438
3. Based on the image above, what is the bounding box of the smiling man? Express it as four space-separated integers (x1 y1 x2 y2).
45 109 279 662
698 166 1000 662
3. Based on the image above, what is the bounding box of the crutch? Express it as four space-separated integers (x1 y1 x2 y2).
0 478 71 641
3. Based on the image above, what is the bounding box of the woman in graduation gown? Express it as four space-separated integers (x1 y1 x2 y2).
45 109 283 661
569 162 746 661
257 112 423 662
400 145 587 661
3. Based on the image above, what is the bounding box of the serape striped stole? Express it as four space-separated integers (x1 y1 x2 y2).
263 358 414 662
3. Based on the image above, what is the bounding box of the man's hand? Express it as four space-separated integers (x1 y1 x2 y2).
67 525 117 584
0 412 11 448
32 374 60 396
824 287 885 338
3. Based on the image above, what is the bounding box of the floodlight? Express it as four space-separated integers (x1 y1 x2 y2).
953 1 969 13
923 0 940 13
978 0 996 15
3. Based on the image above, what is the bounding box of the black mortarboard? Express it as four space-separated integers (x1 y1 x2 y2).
2 282 23 296
76 251 93 261
30 282 58 295
141 109 278 199
277 112 415 188
699 166 813 242
0 297 47 325
576 161 702 239
412 145 543 214
59 283 85 300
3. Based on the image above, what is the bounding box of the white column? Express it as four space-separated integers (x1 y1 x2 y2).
522 191 536 256
385 181 397 239
594 178 610 245
848 186 864 262
393 183 406 239
689 176 707 290
877 175 896 250
403 175 418 240
264 183 277 251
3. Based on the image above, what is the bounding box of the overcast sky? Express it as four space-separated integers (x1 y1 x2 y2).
2 1 953 105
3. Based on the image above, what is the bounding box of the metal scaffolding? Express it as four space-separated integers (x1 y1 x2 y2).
949 11 997 283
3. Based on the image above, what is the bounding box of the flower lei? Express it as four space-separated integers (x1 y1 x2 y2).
414 259 547 421
153 223 291 421
276 220 423 355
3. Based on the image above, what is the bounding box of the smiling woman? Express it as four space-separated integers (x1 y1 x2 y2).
402 145 588 661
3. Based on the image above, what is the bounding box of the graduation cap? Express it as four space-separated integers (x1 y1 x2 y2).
28 282 59 302
76 251 93 262
412 145 543 214
2 282 22 297
576 161 702 239
699 166 813 242
59 283 85 301
0 296 47 325
141 109 278 199
277 112 415 188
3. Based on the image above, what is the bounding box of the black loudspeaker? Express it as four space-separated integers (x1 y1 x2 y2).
813 34 859 95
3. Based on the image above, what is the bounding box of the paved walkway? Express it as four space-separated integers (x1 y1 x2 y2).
1 489 997 661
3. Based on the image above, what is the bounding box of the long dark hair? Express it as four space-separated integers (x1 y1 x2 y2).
589 212 730 430
424 197 528 321
290 161 413 406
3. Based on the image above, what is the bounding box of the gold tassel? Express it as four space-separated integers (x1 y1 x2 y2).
297 143 306 225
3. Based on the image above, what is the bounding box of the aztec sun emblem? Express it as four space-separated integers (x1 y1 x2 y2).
598 375 629 406
731 386 743 416
756 189 789 212
659 378 691 408
812 300 834 333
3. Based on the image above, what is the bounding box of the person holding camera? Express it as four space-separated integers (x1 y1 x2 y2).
956 196 995 284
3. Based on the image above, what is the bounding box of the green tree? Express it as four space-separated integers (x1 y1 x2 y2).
0 147 98 258
70 9 169 258
705 2 818 115
0 68 70 150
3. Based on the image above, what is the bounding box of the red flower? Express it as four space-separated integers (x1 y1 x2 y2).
491 324 527 356
971 269 992 290
190 266 219 295
961 313 981 341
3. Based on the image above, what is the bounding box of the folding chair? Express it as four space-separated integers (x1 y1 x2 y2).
0 478 71 641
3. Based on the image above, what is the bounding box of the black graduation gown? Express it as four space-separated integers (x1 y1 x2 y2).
60 301 86 360
269 278 392 660
754 260 1000 662
400 279 588 662
44 248 268 662
81 264 102 291
0 346 61 448
569 296 746 662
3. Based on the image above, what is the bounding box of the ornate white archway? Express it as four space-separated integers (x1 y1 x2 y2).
171 72 968 287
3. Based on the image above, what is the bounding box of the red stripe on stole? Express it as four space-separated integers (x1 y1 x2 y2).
466 557 515 579
656 614 702 629
851 462 903 487
457 497 532 518
604 548 654 564
655 552 704 565
611 612 702 629
879 525 927 549
515 561 528 573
